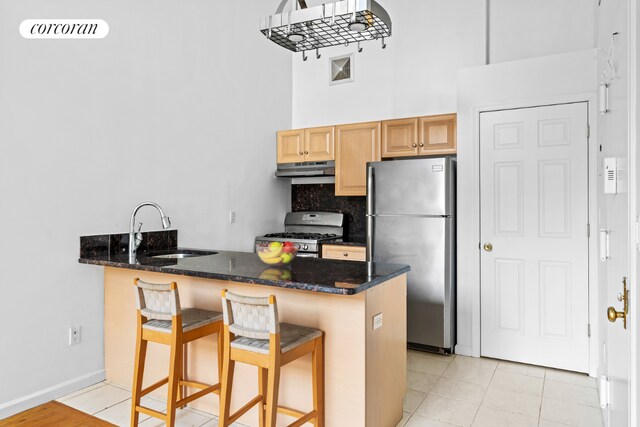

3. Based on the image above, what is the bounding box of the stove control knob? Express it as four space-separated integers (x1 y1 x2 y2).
302 244 309 250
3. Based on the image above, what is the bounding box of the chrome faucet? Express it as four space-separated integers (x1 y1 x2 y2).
128 201 171 262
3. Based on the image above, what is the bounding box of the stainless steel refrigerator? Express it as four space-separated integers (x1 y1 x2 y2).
366 157 456 353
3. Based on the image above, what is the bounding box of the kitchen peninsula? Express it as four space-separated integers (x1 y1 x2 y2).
79 231 409 427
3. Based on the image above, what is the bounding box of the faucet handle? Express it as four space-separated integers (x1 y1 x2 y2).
134 223 144 250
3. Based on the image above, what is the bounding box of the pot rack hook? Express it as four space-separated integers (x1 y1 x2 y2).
357 41 363 53
316 48 321 59
381 37 386 49
330 3 336 26
302 51 308 61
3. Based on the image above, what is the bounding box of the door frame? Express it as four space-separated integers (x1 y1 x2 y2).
463 93 600 376
628 0 638 424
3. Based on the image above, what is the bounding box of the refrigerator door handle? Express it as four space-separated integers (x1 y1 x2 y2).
366 165 374 262
366 165 374 216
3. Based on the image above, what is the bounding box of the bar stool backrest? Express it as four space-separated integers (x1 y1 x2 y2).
134 278 181 321
221 290 279 339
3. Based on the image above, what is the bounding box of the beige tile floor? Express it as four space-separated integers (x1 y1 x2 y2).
399 351 603 427
57 351 604 427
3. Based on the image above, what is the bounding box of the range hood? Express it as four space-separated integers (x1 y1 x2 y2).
259 0 392 53
275 160 335 178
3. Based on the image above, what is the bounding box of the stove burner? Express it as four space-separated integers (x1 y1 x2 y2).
263 232 339 240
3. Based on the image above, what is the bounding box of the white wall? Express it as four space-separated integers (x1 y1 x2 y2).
291 0 595 129
291 0 487 128
488 0 594 64
455 49 598 358
0 0 291 417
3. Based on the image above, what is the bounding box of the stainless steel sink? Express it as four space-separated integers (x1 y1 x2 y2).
150 251 218 259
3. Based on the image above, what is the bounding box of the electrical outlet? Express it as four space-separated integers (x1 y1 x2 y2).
229 210 236 223
69 326 81 345
373 313 383 330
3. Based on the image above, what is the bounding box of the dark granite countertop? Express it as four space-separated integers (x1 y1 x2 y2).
79 247 409 295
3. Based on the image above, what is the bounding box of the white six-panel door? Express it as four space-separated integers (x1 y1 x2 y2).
480 103 589 372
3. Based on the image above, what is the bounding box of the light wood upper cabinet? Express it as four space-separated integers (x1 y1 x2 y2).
418 114 456 155
382 114 456 158
335 122 381 196
304 126 334 162
381 118 418 158
277 126 335 163
277 129 305 163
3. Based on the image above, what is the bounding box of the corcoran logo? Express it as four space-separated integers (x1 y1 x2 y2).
19 19 109 39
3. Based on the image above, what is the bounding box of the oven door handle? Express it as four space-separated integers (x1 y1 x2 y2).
296 252 319 258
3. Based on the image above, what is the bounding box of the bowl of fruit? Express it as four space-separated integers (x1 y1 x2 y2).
256 241 298 266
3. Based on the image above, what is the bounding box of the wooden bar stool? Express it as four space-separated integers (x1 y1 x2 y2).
130 278 224 427
218 289 324 427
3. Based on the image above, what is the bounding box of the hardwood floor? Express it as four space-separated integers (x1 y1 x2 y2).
0 401 115 426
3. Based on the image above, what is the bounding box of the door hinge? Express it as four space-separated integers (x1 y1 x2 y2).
587 124 591 139
588 323 591 337
587 223 591 238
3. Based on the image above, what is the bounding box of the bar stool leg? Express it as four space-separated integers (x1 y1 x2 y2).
131 320 147 427
178 343 187 409
258 367 268 427
312 335 325 427
167 328 183 427
219 341 235 427
217 328 224 383
264 355 281 427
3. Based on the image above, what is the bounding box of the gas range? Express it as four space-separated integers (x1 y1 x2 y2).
255 212 344 257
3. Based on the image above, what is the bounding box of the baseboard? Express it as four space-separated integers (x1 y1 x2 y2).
454 344 475 356
0 369 106 420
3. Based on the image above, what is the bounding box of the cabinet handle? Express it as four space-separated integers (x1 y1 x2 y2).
412 143 417 148
343 252 349 257
298 151 304 155
304 151 309 154
419 142 424 147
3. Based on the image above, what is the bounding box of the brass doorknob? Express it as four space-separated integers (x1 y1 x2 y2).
607 277 629 329
412 143 417 148
419 142 425 147
483 242 493 252
608 306 624 322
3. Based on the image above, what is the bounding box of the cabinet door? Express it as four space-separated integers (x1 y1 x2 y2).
381 118 418 158
304 126 334 162
418 114 456 155
335 122 381 196
322 245 366 261
277 129 305 163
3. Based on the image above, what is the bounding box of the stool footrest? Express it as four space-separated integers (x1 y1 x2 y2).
229 394 263 424
286 410 317 427
141 377 169 397
179 380 210 390
136 405 166 421
277 405 305 418
277 406 317 427
176 383 221 407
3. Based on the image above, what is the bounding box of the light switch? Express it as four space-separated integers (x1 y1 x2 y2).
373 313 383 330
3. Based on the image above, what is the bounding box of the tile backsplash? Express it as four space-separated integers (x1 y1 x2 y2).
291 184 366 241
